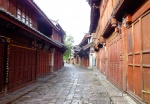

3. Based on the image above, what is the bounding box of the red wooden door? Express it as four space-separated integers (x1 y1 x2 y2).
54 50 58 71
53 51 63 71
142 11 150 103
127 10 150 103
127 23 142 100
8 45 36 92
37 49 50 78
107 32 123 90
100 48 107 75
0 43 4 93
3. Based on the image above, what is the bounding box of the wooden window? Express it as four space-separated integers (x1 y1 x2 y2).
17 4 21 20
26 15 29 25
22 8 25 23
17 3 32 27
29 16 32 27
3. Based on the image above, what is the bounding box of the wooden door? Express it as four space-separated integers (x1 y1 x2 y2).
0 43 4 93
127 10 150 102
107 32 123 90
8 45 36 92
141 11 150 103
37 49 50 78
127 22 142 100
100 48 107 75
54 50 58 71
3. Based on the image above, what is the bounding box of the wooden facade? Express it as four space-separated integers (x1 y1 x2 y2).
98 47 107 75
88 0 150 103
54 48 64 71
0 0 67 95
74 35 91 68
37 49 50 78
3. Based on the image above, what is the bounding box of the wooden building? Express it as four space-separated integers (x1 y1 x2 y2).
88 0 150 103
0 0 67 95
74 34 92 68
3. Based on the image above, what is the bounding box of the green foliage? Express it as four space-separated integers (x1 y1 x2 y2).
63 35 74 60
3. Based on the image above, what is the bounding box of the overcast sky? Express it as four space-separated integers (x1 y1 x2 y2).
33 0 91 45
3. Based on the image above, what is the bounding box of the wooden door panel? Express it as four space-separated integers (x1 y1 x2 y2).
128 66 133 92
134 54 140 64
37 49 50 77
143 67 150 103
0 43 4 92
108 33 123 90
142 12 150 51
134 21 141 52
8 45 36 91
100 48 106 75
133 67 142 98
141 11 150 103
128 27 133 53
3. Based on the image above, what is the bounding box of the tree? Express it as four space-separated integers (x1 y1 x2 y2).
63 35 74 60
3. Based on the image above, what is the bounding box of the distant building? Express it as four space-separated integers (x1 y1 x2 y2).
73 34 96 69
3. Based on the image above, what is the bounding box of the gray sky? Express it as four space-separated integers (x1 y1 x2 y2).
33 0 90 45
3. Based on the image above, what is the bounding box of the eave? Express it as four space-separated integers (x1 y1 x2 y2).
0 8 63 48
76 48 90 57
89 4 100 34
82 42 94 50
56 24 66 36
79 34 91 46
27 0 59 31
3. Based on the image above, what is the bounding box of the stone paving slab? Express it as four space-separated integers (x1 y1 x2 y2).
10 64 111 104
0 64 137 104
0 70 58 104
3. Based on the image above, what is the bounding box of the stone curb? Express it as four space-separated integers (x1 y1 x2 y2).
0 66 66 104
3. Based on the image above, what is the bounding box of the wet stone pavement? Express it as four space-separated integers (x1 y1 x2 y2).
12 64 110 104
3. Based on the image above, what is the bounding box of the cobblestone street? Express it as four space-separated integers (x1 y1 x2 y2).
12 64 110 104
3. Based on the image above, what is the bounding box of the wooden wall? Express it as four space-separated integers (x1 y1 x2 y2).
95 0 150 103
54 49 63 71
0 42 4 94
52 29 61 42
0 0 38 29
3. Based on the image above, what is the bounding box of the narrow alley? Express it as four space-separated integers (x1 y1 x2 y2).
0 64 133 104
11 64 110 104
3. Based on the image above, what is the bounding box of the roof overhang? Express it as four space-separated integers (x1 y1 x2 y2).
82 42 94 50
0 8 66 49
79 34 91 46
27 0 59 31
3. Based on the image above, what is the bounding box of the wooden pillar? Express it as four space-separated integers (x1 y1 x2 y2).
50 48 55 72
